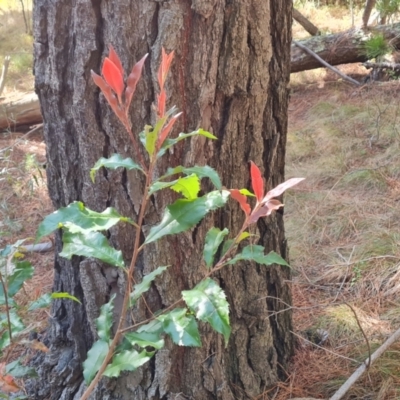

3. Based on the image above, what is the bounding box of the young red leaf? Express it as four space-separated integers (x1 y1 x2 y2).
250 161 264 202
157 48 174 90
157 112 182 149
157 89 166 117
91 71 126 123
229 189 251 216
262 178 305 204
102 57 124 102
248 199 284 224
108 45 124 78
125 53 148 112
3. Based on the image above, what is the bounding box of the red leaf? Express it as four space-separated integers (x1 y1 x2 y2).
108 45 124 78
248 199 284 224
91 70 126 123
157 89 166 117
157 112 182 149
262 178 305 204
157 48 174 90
229 189 251 216
250 161 264 202
102 57 124 102
125 53 148 112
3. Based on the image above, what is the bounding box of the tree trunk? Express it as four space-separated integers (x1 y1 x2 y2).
293 8 320 36
362 0 376 27
29 1 293 399
291 21 400 72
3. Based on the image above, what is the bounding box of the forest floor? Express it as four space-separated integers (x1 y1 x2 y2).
1 2 400 400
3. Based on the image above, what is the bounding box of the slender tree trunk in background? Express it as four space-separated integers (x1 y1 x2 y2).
29 1 293 399
362 0 377 27
293 8 321 36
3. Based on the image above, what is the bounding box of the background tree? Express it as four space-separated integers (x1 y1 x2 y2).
30 1 293 399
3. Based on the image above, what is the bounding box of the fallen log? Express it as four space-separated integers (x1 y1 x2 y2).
0 92 41 131
291 21 400 73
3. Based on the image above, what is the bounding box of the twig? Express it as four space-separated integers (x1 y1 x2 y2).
293 41 361 86
0 56 11 97
290 330 360 364
0 123 44 154
330 325 400 400
0 272 12 344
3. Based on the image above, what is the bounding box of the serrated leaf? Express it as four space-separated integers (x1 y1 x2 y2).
157 308 201 347
51 292 81 304
37 201 133 240
125 331 164 350
221 239 235 258
90 154 143 182
96 294 115 343
83 340 109 384
59 230 124 268
182 278 230 346
0 311 25 349
157 129 217 157
130 266 168 306
160 165 222 190
170 174 200 199
6 260 33 298
229 189 250 215
136 319 164 335
103 349 153 378
145 190 229 244
227 245 289 267
203 227 229 268
262 177 305 204
28 293 52 311
102 57 124 101
6 359 38 378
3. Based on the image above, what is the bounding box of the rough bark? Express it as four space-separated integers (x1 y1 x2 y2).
362 0 377 27
293 8 320 36
291 21 400 73
29 1 293 399
0 92 41 131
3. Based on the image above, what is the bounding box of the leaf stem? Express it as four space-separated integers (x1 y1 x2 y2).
0 271 12 344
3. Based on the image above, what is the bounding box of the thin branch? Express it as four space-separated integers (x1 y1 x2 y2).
293 41 361 86
363 61 400 70
330 325 400 400
0 273 12 343
0 56 11 97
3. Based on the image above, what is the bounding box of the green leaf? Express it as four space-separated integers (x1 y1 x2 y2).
28 293 52 311
239 188 255 197
227 246 289 267
203 227 229 268
136 319 164 335
124 331 164 350
157 308 201 347
59 230 125 268
37 201 133 240
51 292 81 304
221 239 235 258
157 129 217 157
130 266 168 306
160 165 222 190
6 359 38 378
83 339 109 384
149 174 200 199
236 232 251 243
96 295 115 343
143 124 158 157
145 190 229 244
170 174 200 199
103 349 154 378
0 311 25 349
6 260 34 298
90 154 143 182
182 278 230 346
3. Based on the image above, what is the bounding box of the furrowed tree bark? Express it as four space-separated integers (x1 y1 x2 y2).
29 1 293 399
291 21 400 72
293 8 320 36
